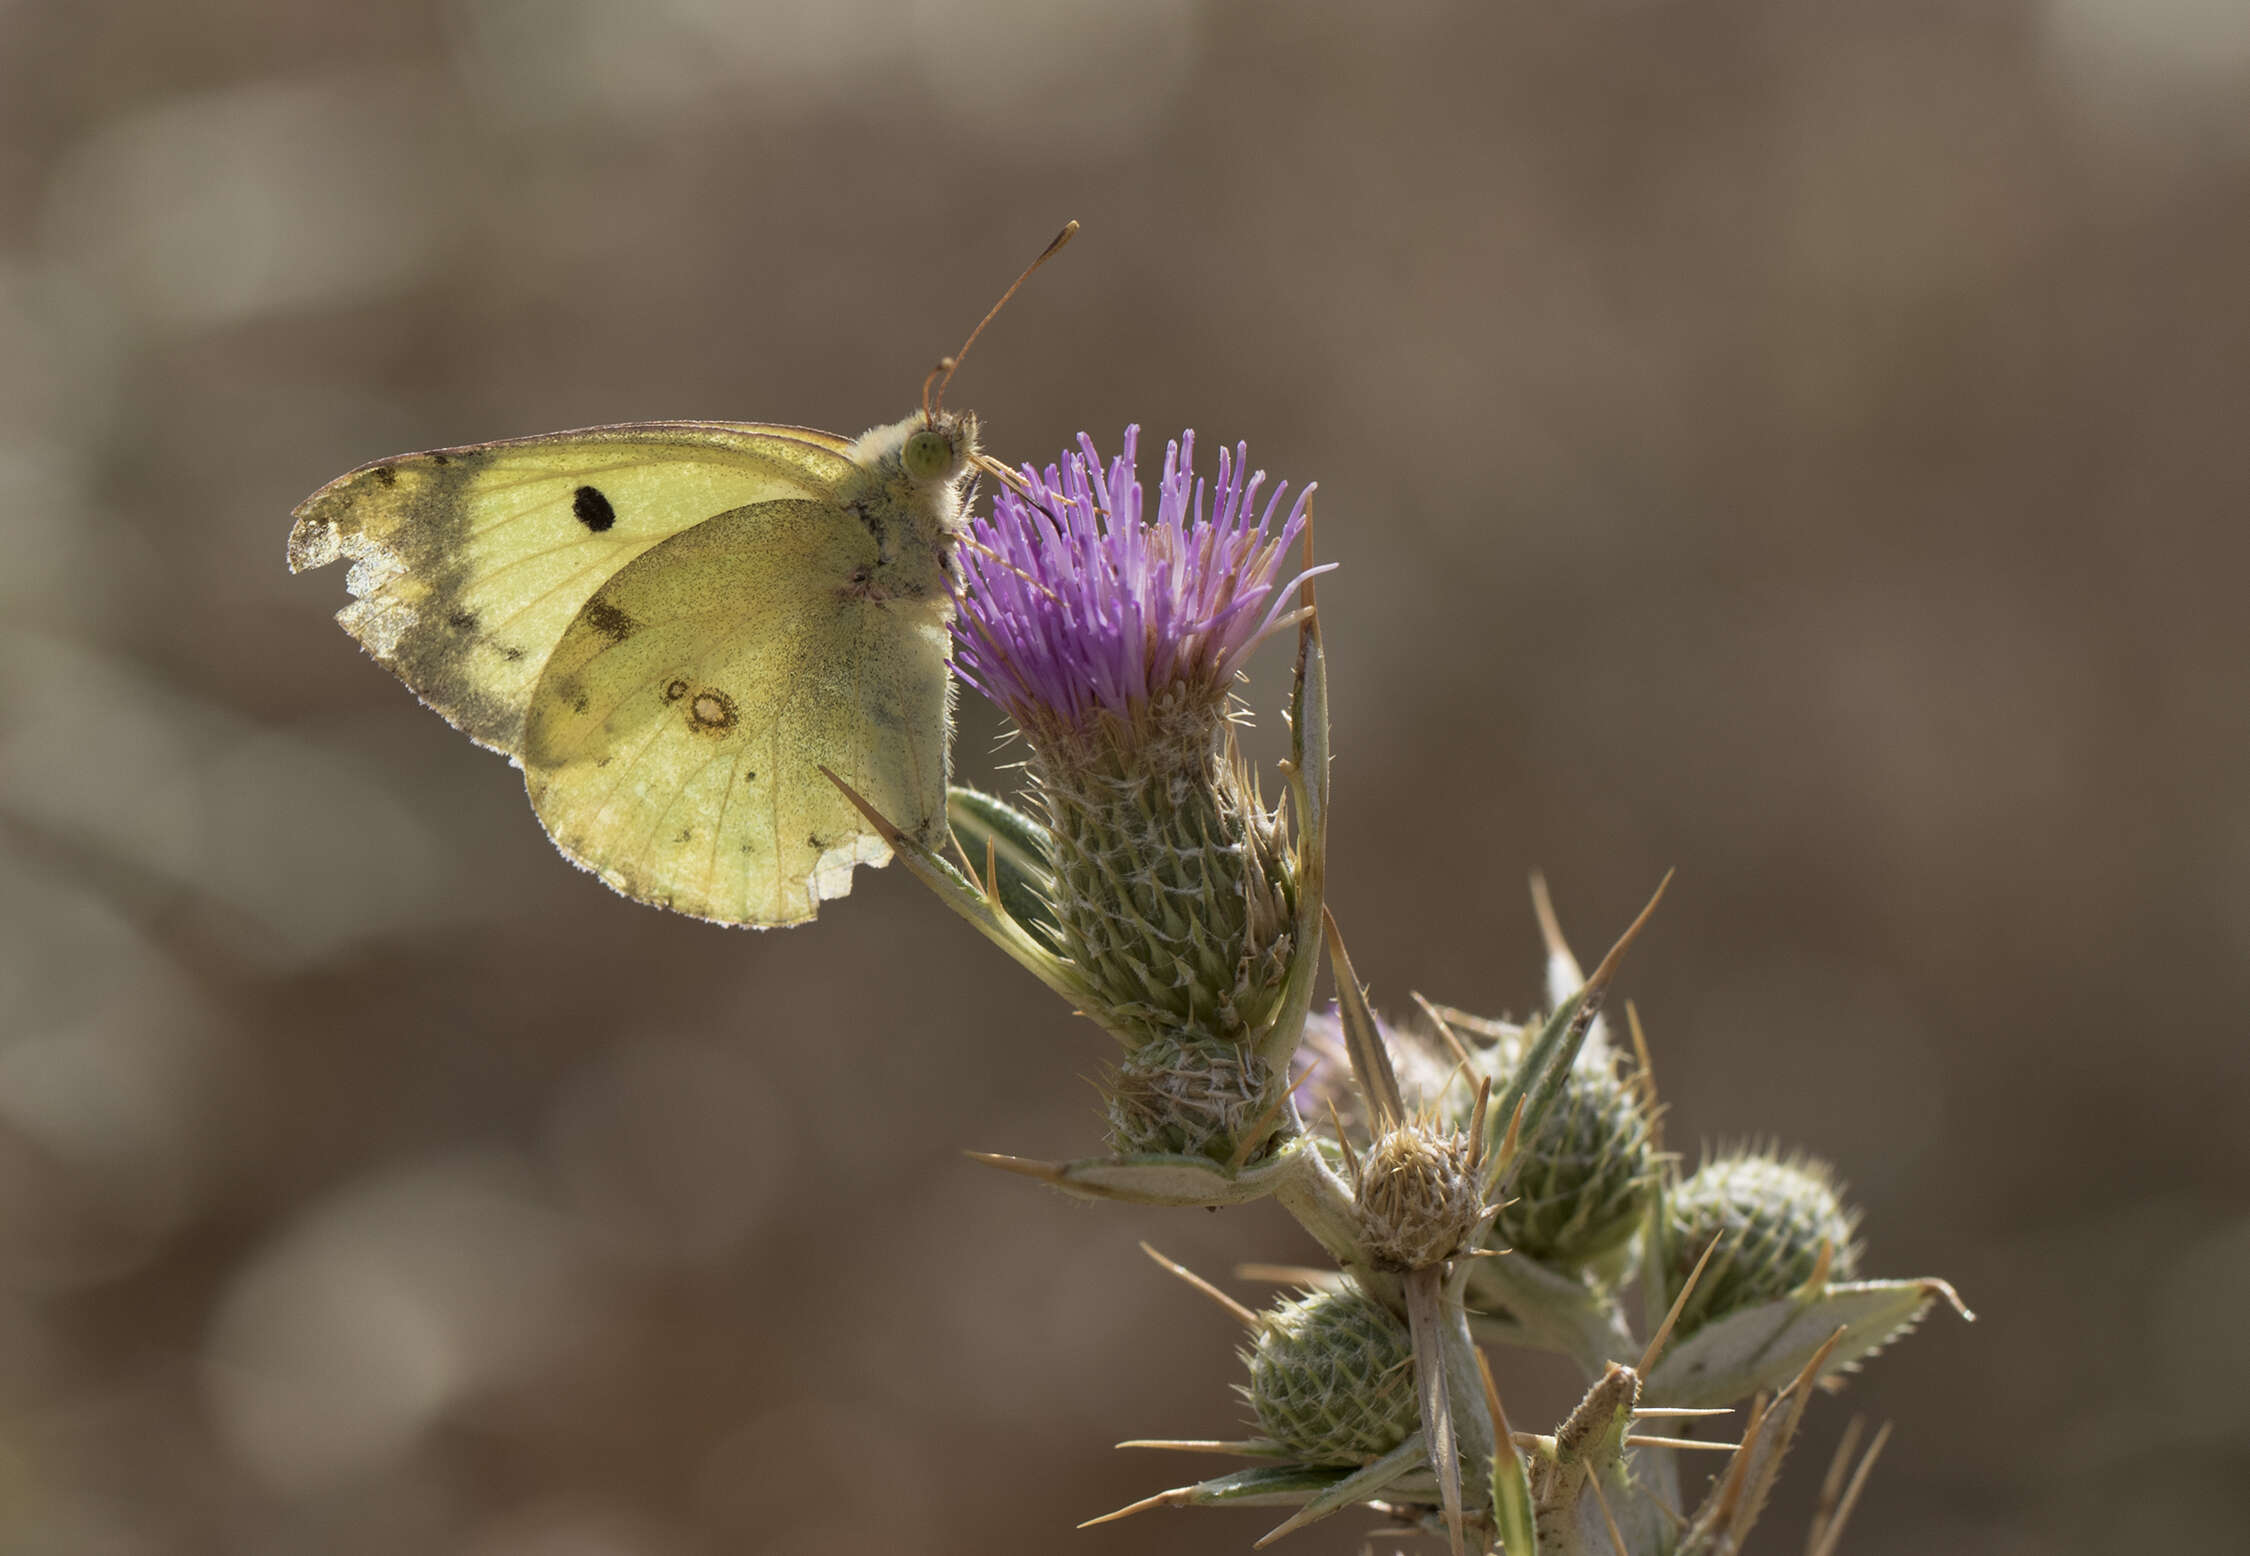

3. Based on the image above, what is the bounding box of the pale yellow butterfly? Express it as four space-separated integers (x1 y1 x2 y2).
288 224 1074 927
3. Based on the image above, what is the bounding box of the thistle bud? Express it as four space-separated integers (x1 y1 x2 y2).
1487 1047 1656 1272
1357 1121 1484 1271
1664 1148 1862 1334
1036 721 1296 1050
1106 1033 1277 1160
1243 1286 1418 1465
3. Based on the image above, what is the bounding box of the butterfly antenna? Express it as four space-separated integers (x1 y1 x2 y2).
925 219 1079 422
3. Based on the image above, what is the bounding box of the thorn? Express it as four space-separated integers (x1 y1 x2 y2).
1326 1096 1362 1182
1794 1237 1837 1299
1465 1075 1492 1173
1411 992 1475 1067
1791 1326 1850 1397
1638 1231 1723 1376
1626 1000 1661 1122
1079 1487 1181 1527
1495 1093 1526 1174
1473 1347 1511 1437
1631 1406 1736 1419
962 1149 1067 1183
820 765 904 845
1115 1438 1277 1457
1234 1262 1345 1289
1140 1241 1263 1330
948 829 980 883
1806 1421 1892 1556
1579 869 1674 1011
984 834 1002 907
1702 1390 1771 1522
1582 1469 1633 1556
1528 870 1585 989
1808 1415 1867 1553
1626 1434 1744 1452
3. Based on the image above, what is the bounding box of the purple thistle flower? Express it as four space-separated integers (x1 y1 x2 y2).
952 427 1330 742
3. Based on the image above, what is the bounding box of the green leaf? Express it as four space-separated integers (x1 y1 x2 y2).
945 785 1061 952
972 1136 1321 1208
1465 1242 1638 1376
1166 1463 1358 1507
1644 1277 1973 1408
1254 1433 1432 1545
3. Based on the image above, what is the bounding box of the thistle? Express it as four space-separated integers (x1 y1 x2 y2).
809 413 1971 1552
1101 884 1970 1554
945 428 1330 1168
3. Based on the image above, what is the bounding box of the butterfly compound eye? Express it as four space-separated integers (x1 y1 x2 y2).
902 427 957 482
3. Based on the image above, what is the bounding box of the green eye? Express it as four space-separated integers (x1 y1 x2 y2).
902 428 954 481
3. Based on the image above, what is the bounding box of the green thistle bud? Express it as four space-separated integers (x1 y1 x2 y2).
1243 1286 1418 1464
1486 1046 1656 1272
1664 1149 1862 1334
1357 1121 1484 1271
1038 719 1297 1052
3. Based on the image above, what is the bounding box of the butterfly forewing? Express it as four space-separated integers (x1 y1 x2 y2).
287 424 859 754
517 498 953 926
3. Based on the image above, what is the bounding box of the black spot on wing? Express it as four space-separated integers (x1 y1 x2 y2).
573 485 617 532
373 465 397 487
448 609 478 632
580 597 638 643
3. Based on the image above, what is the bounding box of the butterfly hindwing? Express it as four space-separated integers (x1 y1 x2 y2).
518 497 954 926
287 423 859 753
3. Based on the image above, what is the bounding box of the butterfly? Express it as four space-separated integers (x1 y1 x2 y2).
291 228 1076 928
289 404 983 928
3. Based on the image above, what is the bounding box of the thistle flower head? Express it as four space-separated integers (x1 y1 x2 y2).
943 429 1324 1148
1357 1120 1486 1272
952 427 1324 756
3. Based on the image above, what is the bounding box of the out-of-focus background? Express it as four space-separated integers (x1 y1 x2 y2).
1 1 2245 1552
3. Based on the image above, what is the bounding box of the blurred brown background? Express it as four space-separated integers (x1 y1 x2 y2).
1 1 2245 1552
